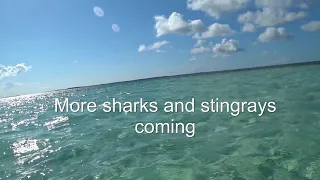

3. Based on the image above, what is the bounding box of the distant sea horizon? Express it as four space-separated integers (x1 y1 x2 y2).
1 60 319 99
1 62 320 179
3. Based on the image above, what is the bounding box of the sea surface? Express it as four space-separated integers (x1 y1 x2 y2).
1 64 320 180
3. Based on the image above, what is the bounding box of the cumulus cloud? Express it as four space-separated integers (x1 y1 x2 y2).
154 12 206 37
194 23 235 39
255 0 311 9
258 27 292 43
138 41 169 52
93 6 104 17
238 0 310 28
191 39 213 54
255 0 294 9
194 40 206 47
242 23 256 32
149 41 169 50
187 0 249 19
299 3 309 9
154 12 235 39
0 63 32 79
301 21 320 32
238 8 307 27
112 24 120 32
138 45 147 52
191 46 211 54
213 39 243 57
155 50 166 53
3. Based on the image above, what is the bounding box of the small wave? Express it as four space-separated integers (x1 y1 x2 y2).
11 115 38 131
44 116 69 131
12 139 41 156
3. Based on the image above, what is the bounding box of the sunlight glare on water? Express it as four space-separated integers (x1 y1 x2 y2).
0 64 320 179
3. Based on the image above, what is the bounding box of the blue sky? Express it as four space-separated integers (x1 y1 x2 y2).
0 0 320 97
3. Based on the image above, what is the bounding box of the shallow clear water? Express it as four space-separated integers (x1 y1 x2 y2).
1 64 320 180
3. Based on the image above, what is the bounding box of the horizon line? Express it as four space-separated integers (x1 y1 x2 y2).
1 60 320 99
61 60 320 90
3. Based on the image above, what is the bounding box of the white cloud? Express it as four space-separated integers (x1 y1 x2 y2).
154 12 206 37
187 0 249 19
242 23 256 32
301 21 320 32
149 41 169 50
194 39 206 47
299 3 309 9
138 41 169 52
191 39 213 54
156 50 166 53
255 0 294 9
255 0 311 9
138 45 147 52
0 63 32 79
153 12 235 39
93 6 104 17
112 24 120 32
213 39 243 56
258 27 292 43
238 8 307 27
73 60 78 64
195 23 235 39
191 46 211 54
238 0 310 30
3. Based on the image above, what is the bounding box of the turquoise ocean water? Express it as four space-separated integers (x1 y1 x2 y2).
1 64 320 180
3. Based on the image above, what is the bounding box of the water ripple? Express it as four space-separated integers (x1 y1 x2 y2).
0 64 320 179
